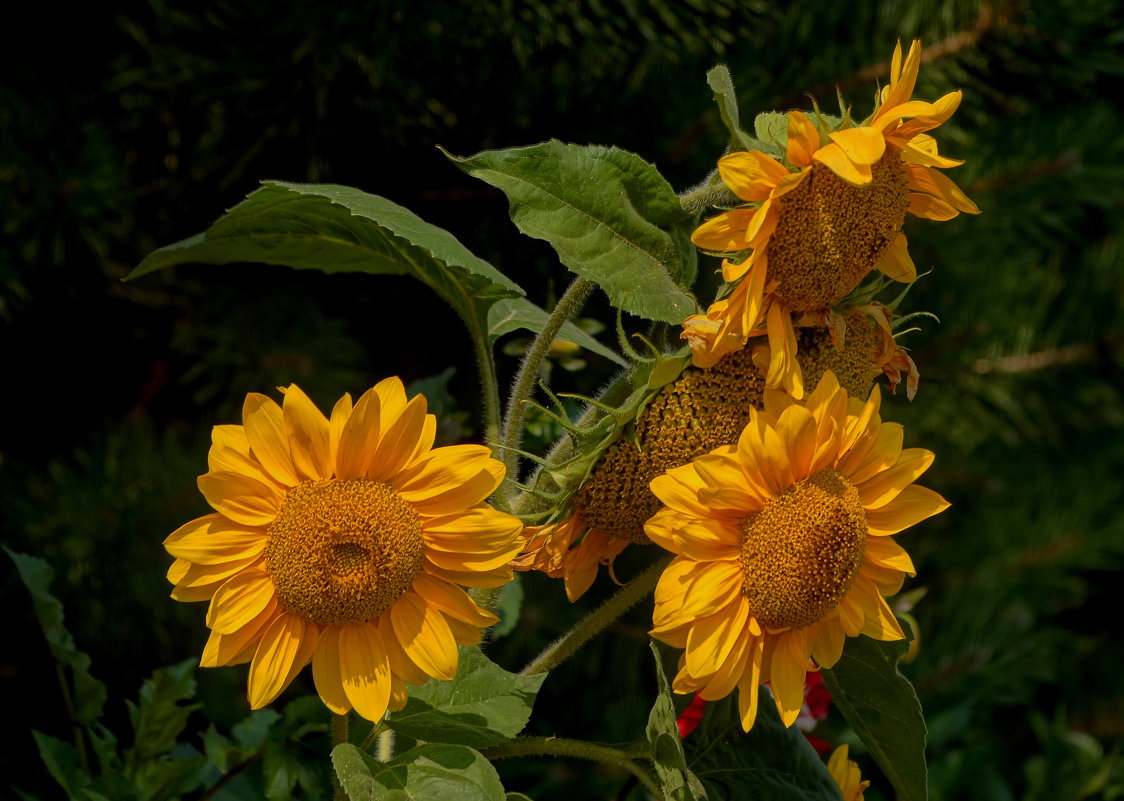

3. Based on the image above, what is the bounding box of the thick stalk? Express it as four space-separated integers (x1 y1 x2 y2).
480 737 660 799
521 554 672 676
332 713 350 801
498 277 594 505
469 315 504 454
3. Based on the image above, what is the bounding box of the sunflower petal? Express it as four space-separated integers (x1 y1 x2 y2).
908 192 958 221
686 597 750 678
736 635 765 731
248 613 316 708
717 150 789 201
770 629 808 727
865 484 949 535
282 384 331 480
198 471 283 527
874 232 917 282
813 143 873 186
242 393 300 486
336 387 382 480
691 208 758 252
312 627 352 715
367 394 429 482
857 448 935 509
206 568 275 634
164 514 267 564
827 127 886 166
786 111 821 167
339 623 392 722
389 592 458 680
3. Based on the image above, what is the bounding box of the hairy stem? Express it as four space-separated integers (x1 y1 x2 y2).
498 277 594 506
332 713 350 801
480 737 660 799
521 554 672 676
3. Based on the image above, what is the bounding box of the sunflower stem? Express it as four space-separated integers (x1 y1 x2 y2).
467 312 504 456
520 554 672 676
480 737 659 798
678 170 735 215
332 713 350 801
375 729 395 763
498 277 594 507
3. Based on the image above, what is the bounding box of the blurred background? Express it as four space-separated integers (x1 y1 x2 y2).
3 1 1123 799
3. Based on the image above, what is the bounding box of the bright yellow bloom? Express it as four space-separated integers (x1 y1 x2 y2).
685 40 978 393
828 745 870 801
646 372 948 731
165 378 523 722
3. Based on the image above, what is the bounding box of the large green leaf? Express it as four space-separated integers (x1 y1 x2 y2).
7 549 106 724
129 181 523 338
126 658 200 762
822 628 928 801
385 647 545 748
447 140 698 323
685 688 840 801
487 297 628 366
645 642 704 801
332 743 505 801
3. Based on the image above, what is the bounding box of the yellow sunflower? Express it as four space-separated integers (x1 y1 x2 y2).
828 745 870 801
685 40 978 393
164 378 523 722
645 371 948 731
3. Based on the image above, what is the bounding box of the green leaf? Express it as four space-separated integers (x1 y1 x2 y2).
490 574 524 640
32 731 90 799
754 112 790 157
128 181 523 342
685 688 839 801
822 628 928 801
385 647 545 748
487 297 628 366
332 743 505 801
447 140 698 323
232 709 282 750
645 642 704 801
505 795 534 801
128 658 200 762
7 549 106 723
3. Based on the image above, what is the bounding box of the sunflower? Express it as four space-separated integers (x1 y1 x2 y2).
827 745 870 801
164 378 523 722
514 327 889 600
685 40 978 393
645 371 948 731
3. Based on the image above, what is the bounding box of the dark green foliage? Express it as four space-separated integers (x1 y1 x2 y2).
5 0 1124 798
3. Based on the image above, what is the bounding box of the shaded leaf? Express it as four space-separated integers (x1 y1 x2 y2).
487 297 628 366
7 549 106 723
128 658 200 762
129 181 523 341
490 574 524 640
645 642 705 801
447 140 698 323
754 112 790 155
822 628 927 801
232 709 281 750
685 687 839 800
31 731 89 800
333 742 505 801
386 647 545 748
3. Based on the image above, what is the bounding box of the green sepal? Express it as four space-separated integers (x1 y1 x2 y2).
822 624 928 801
487 297 628 366
705 65 773 155
645 642 706 801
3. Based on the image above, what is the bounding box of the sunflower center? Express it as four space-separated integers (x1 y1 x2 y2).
264 479 424 625
767 149 909 311
738 467 867 630
574 346 766 544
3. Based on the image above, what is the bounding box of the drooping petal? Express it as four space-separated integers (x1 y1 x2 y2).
765 302 803 398
691 208 759 252
312 627 352 715
827 127 886 166
339 623 392 722
905 164 979 214
864 536 917 575
717 150 789 201
248 613 317 708
785 111 821 167
735 635 765 731
389 591 458 681
770 629 809 727
908 192 959 221
813 143 873 186
811 617 846 669
873 232 917 283
409 572 499 628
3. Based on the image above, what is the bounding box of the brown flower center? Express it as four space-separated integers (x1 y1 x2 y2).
574 346 765 543
264 479 424 624
738 467 867 630
767 149 909 311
